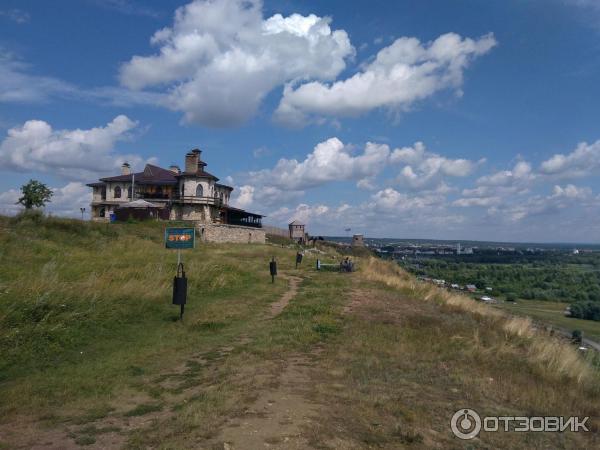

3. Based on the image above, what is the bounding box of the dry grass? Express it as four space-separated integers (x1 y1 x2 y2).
360 256 597 386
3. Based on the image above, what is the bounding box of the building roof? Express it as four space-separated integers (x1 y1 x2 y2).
99 164 179 185
176 170 219 180
289 220 304 226
223 205 264 218
216 183 234 191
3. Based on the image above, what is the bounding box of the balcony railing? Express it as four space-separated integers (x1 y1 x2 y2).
136 193 172 200
91 192 226 207
173 195 223 207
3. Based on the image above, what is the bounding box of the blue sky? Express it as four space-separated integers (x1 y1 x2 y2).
1 0 600 242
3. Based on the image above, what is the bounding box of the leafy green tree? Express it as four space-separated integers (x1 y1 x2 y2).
16 180 53 209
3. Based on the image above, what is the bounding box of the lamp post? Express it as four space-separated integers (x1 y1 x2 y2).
80 207 86 220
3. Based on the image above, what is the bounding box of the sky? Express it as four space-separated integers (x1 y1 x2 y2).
1 0 600 242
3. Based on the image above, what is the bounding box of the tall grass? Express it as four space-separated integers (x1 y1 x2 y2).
360 256 597 386
0 214 295 415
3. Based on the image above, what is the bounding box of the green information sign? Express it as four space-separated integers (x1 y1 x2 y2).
165 227 196 249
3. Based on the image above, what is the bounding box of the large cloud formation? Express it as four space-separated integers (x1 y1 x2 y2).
119 0 495 127
249 137 391 190
275 32 497 126
231 136 477 217
0 115 153 181
119 0 354 127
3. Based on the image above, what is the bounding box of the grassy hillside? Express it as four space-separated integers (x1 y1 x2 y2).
0 214 599 449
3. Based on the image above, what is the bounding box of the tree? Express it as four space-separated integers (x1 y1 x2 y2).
16 179 53 209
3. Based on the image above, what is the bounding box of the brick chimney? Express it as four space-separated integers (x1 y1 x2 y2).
185 150 200 173
121 162 131 175
195 149 208 172
169 165 180 174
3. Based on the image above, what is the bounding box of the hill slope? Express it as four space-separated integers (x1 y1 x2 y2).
0 214 598 449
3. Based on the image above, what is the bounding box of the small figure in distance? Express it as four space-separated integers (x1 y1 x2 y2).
341 257 354 272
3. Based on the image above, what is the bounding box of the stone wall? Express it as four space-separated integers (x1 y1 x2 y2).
197 223 266 244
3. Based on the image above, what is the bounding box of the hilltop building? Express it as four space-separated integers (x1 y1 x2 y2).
352 234 364 247
86 149 265 243
288 220 306 244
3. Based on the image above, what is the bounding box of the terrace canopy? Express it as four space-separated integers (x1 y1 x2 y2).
115 199 168 221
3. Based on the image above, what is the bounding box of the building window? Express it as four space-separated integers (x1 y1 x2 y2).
196 184 203 197
127 186 132 198
99 207 105 218
114 186 121 199
220 192 224 203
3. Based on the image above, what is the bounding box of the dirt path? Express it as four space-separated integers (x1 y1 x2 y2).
0 273 305 449
268 275 302 318
212 353 321 450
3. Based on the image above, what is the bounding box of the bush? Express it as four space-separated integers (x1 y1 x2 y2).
569 301 600 321
9 209 45 225
505 293 517 302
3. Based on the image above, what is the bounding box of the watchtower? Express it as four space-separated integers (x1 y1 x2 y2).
288 220 306 243
352 234 364 247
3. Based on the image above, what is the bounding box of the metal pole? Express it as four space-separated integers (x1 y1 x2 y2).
177 248 181 266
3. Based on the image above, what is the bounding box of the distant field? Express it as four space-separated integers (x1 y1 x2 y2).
494 299 600 342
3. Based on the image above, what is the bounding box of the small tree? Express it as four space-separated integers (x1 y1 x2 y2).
16 179 53 209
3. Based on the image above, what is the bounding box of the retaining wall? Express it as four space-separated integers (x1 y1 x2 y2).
196 223 266 244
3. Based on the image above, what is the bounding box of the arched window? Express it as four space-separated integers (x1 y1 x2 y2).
196 184 203 197
99 207 105 218
114 186 121 199
127 186 132 198
220 192 224 203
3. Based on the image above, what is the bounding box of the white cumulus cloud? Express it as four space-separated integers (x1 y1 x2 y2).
119 0 354 127
0 115 152 181
250 137 390 190
551 183 591 199
390 141 478 189
539 140 600 178
477 160 535 187
275 32 496 126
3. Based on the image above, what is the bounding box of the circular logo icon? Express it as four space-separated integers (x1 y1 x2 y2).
451 409 482 440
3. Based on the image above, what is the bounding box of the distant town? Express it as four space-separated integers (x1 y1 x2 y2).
326 236 600 256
